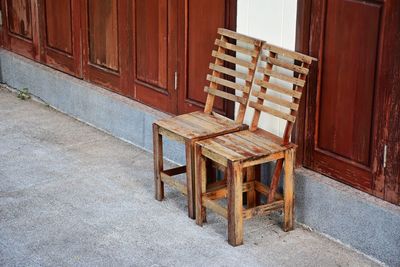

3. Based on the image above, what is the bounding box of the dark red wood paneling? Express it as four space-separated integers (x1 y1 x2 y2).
178 0 236 117
38 0 82 77
133 0 178 114
3 0 39 60
81 0 132 97
301 0 400 204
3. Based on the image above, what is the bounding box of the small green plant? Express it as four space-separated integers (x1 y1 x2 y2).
17 88 31 100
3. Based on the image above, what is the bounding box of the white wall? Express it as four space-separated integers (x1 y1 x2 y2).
236 0 298 136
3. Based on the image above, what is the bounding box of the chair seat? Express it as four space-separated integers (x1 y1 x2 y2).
155 111 245 141
197 129 295 163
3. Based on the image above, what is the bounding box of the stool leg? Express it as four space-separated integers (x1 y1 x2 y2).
153 124 164 201
283 148 295 232
227 161 243 246
186 142 195 219
195 144 207 226
246 166 256 208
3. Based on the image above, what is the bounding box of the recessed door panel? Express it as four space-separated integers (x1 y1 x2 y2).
82 0 131 96
133 0 178 114
3 0 39 60
39 0 81 76
88 0 119 71
7 0 32 39
135 0 168 90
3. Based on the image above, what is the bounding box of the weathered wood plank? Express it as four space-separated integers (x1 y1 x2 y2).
242 200 284 220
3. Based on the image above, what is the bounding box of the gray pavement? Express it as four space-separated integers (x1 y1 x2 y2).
0 87 382 266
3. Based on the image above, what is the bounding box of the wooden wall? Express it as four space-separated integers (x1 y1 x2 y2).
0 0 236 117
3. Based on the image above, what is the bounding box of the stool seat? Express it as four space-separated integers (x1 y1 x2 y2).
197 129 295 164
155 111 245 141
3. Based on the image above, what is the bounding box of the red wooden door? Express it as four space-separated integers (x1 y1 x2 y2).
303 0 400 203
2 0 39 60
178 0 236 117
38 0 81 77
133 0 179 114
81 0 132 97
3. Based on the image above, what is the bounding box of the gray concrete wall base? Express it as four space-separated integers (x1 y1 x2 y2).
1 49 399 266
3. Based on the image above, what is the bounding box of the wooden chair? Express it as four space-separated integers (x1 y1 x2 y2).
194 42 316 245
153 28 262 219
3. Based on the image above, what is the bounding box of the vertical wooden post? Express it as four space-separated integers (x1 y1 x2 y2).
267 159 283 203
153 123 164 201
185 142 195 219
283 148 295 232
227 161 243 246
195 144 207 226
246 166 256 208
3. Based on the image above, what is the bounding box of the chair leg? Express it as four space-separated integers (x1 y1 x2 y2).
186 142 195 219
283 148 295 232
153 124 164 201
195 144 207 226
227 161 243 246
267 159 284 203
246 166 256 208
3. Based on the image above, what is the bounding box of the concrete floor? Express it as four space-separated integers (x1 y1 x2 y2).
0 87 382 267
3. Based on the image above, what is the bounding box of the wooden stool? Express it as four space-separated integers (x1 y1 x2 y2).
194 42 316 245
153 28 262 219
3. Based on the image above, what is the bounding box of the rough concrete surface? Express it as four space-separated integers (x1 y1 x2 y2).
0 87 383 266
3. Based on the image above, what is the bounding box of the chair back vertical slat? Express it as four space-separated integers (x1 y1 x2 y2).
204 28 263 124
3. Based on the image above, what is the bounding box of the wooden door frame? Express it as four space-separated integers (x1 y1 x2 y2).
177 0 237 118
295 0 400 205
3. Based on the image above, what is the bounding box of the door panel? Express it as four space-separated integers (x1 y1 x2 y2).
135 0 168 89
178 0 236 117
88 0 119 71
3 0 39 60
317 0 380 167
7 0 32 38
38 0 81 76
82 0 131 96
134 0 178 114
304 0 387 193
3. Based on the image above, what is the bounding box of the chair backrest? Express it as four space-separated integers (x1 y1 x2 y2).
203 28 263 124
249 42 317 143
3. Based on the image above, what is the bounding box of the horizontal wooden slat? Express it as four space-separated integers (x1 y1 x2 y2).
163 165 186 176
252 90 299 110
249 102 296 122
202 197 228 218
212 50 255 69
158 127 186 142
254 79 302 99
261 55 309 75
160 172 187 195
215 39 257 57
242 200 284 220
201 145 228 167
242 151 285 168
205 181 254 200
263 42 317 64
209 63 251 81
206 74 249 93
205 87 247 105
218 28 262 46
259 67 305 87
